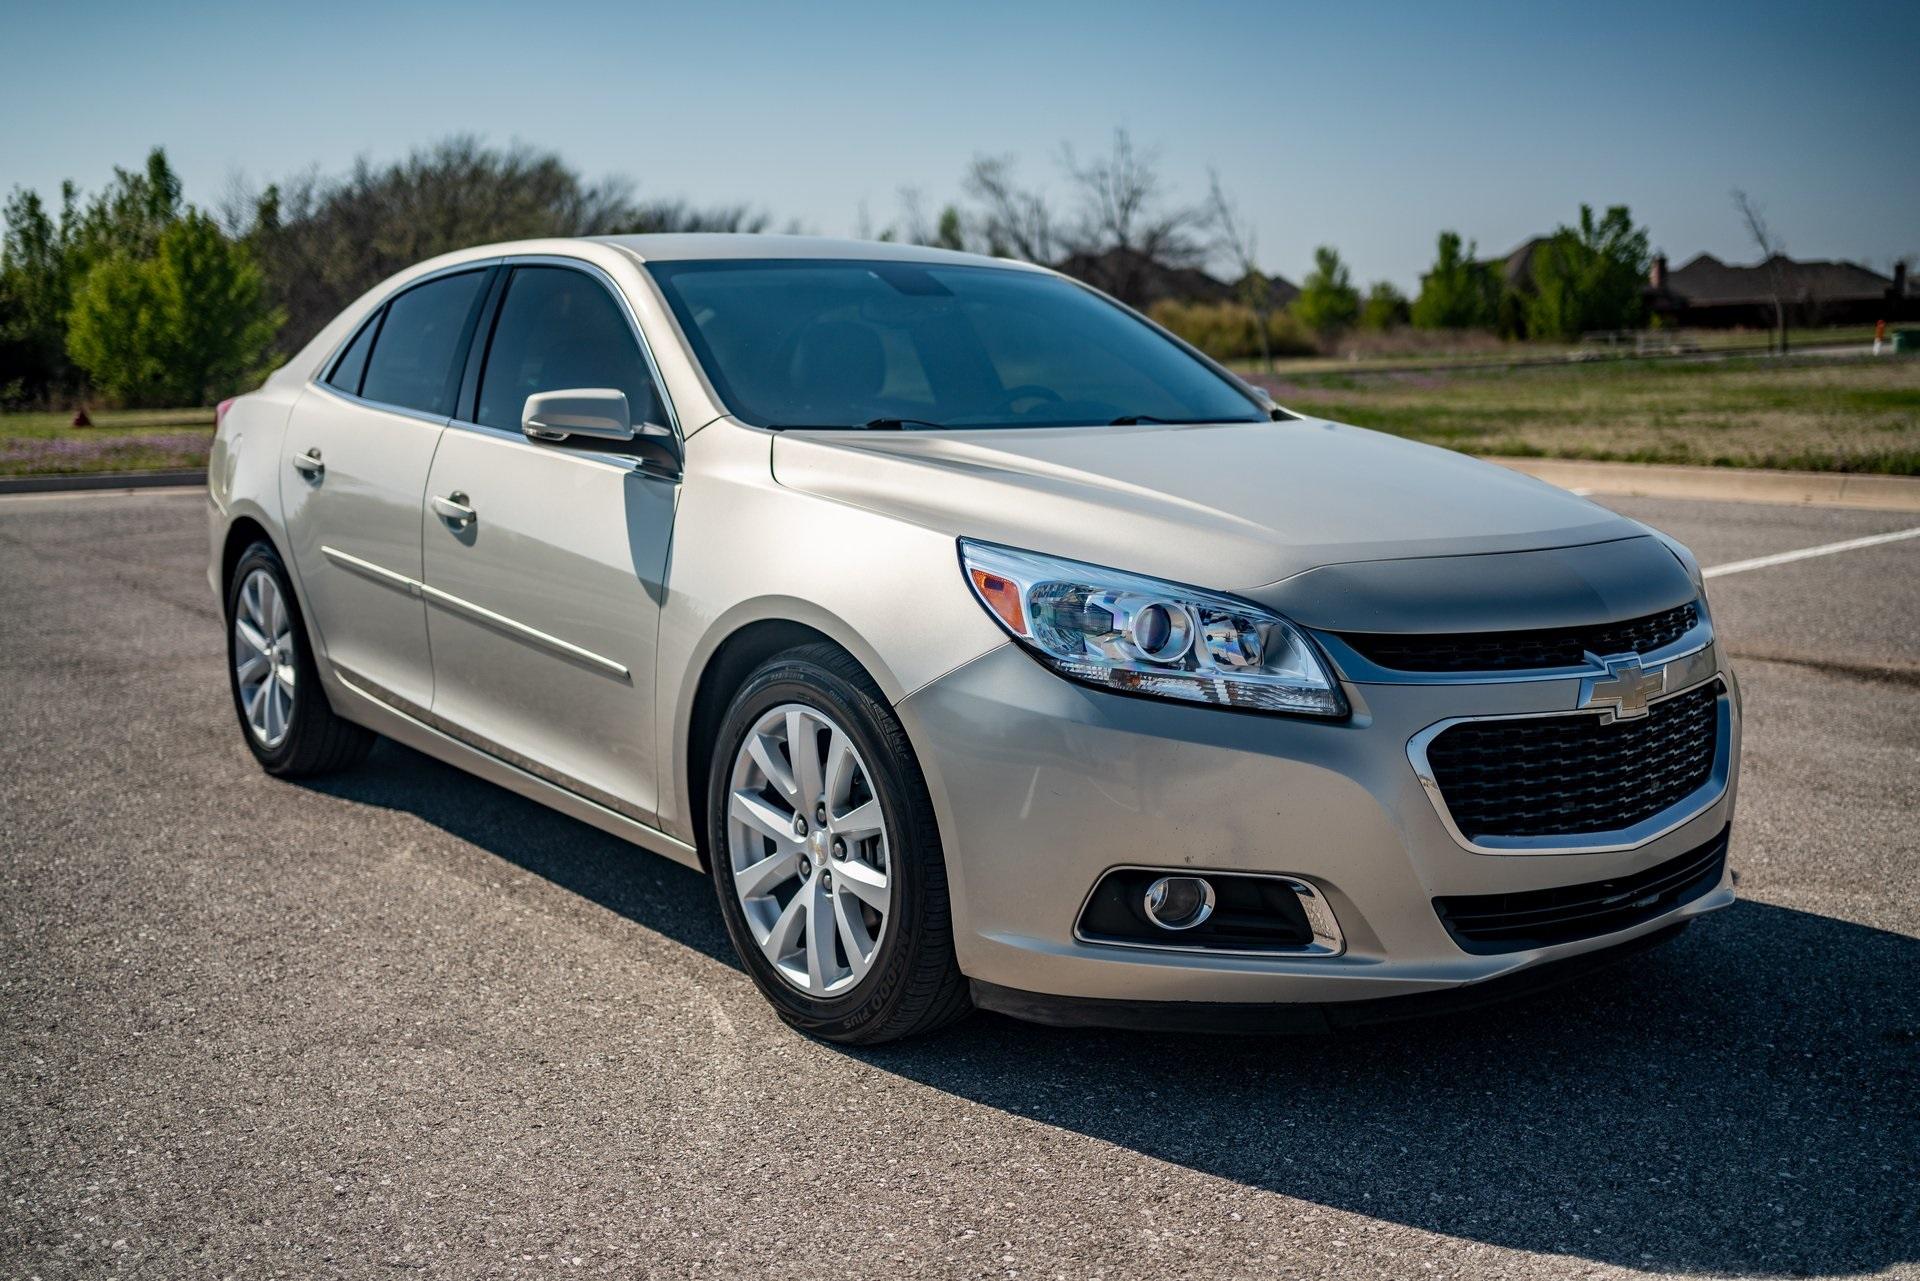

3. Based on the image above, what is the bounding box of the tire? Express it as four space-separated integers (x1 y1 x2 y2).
707 642 971 1044
225 540 375 778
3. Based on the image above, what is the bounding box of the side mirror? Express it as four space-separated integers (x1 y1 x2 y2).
522 388 635 443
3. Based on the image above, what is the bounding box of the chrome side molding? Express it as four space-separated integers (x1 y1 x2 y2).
319 545 630 681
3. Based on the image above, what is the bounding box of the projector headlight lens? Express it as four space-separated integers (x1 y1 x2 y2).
960 539 1347 718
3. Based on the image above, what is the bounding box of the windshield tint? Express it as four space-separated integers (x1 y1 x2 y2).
646 259 1264 430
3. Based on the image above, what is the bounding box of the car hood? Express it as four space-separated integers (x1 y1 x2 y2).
770 417 1644 592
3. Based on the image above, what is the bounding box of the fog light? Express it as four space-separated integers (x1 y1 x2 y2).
1143 876 1215 931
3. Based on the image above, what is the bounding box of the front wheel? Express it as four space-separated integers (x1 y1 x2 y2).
707 643 971 1044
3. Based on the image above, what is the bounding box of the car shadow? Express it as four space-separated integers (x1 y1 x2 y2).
308 739 1918 1277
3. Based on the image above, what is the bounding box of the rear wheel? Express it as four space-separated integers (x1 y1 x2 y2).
708 643 971 1043
226 541 374 777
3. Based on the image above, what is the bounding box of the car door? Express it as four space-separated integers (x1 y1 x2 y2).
420 260 679 825
281 266 495 712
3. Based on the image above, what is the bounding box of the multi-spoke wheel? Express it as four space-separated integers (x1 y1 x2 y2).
708 643 972 1043
728 703 892 996
233 567 296 749
224 541 374 777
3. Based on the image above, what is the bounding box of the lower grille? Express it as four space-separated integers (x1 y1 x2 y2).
1424 680 1723 841
1434 826 1729 954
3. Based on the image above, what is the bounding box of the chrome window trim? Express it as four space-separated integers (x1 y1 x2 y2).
1314 603 1713 687
307 378 459 428
305 255 684 470
1407 671 1733 856
463 253 683 437
311 258 502 400
1071 865 1345 958
319 545 632 681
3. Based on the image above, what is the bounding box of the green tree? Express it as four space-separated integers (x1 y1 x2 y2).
1412 231 1502 330
933 206 967 251
0 185 79 404
68 211 281 406
1292 246 1359 336
1360 281 1411 330
1 148 186 404
1525 204 1650 340
239 137 771 357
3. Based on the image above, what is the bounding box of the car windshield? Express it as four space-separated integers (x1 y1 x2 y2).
645 258 1267 430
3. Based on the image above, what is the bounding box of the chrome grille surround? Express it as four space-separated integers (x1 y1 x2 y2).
1407 671 1733 856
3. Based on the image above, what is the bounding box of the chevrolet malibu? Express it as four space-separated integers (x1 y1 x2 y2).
207 235 1739 1043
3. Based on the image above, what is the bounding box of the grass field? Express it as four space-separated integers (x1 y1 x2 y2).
1251 353 1920 475
0 408 214 477
4 350 1917 478
1227 325 1883 377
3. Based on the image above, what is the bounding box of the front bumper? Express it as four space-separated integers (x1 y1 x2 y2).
895 641 1739 1012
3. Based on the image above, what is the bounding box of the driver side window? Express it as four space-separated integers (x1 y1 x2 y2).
475 266 664 432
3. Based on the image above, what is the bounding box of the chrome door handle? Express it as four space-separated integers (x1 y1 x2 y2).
431 492 476 527
291 448 324 477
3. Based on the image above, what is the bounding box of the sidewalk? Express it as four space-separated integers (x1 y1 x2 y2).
1487 458 1920 512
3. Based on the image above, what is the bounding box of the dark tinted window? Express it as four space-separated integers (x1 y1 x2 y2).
359 270 487 416
326 313 379 395
646 259 1262 430
476 267 663 432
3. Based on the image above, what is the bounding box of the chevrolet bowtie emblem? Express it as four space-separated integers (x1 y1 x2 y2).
1580 653 1666 723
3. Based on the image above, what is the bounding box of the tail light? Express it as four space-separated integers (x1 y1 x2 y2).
215 397 237 431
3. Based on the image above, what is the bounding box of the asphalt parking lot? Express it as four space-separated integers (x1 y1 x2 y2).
2 487 1915 1280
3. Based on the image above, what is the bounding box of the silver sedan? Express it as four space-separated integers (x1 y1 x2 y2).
207 235 1739 1042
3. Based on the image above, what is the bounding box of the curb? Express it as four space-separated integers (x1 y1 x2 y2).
1484 458 1920 513
0 470 207 496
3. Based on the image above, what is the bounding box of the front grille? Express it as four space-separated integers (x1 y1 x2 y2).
1343 603 1698 673
1434 825 1728 954
1425 680 1722 841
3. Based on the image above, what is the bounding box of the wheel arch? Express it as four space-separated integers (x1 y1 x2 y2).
682 616 855 871
220 514 278 597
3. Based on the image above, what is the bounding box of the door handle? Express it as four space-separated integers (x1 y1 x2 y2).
431 492 476 528
291 448 324 478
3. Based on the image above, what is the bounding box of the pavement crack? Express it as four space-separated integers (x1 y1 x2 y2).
1726 649 1920 688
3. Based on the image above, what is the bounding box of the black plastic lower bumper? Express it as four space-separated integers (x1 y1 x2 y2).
968 921 1689 1035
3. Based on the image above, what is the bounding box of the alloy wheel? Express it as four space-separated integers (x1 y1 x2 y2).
233 568 296 749
726 703 892 997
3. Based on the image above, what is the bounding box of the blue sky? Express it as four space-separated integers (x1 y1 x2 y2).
4 0 1914 290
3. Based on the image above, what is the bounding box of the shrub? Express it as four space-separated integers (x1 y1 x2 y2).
67 211 281 407
1148 300 1319 360
1292 246 1360 337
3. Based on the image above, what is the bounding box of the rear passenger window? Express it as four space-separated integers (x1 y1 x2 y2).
326 313 379 395
359 271 488 416
475 266 664 432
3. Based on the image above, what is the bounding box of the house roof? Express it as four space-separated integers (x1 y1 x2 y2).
1053 246 1298 308
1497 237 1549 289
1662 253 1894 306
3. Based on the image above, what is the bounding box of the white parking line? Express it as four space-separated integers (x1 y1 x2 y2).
1702 526 1920 578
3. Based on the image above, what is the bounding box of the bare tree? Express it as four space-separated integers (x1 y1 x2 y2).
962 155 1058 263
1732 189 1788 354
1207 169 1272 372
1062 130 1205 263
894 187 935 246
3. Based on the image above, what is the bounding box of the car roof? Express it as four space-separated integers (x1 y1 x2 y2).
585 232 1048 271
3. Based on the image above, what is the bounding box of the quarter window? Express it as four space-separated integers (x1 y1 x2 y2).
358 270 488 417
326 313 379 396
476 266 663 432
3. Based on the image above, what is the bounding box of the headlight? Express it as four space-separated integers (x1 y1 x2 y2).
959 539 1347 718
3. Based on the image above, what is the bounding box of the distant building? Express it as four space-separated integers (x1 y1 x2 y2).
1053 246 1298 312
1646 254 1915 328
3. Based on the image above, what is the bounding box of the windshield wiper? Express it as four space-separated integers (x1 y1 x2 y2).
1107 414 1170 425
864 417 949 431
763 418 951 431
